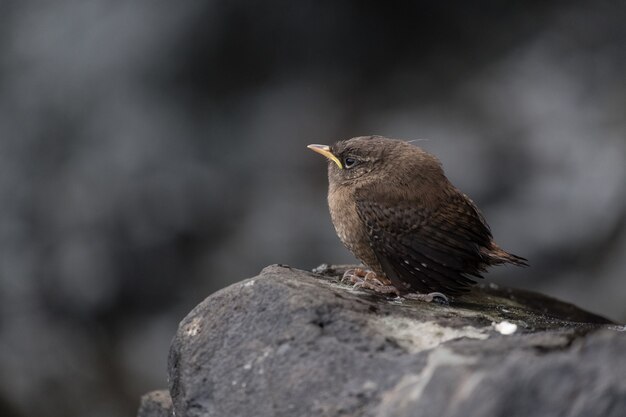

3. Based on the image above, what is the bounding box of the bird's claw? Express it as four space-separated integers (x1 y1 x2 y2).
341 268 369 284
342 269 401 296
403 291 450 305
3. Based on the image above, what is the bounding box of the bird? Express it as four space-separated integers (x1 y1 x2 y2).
307 135 527 303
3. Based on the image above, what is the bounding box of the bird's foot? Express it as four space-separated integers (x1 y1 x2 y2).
340 268 370 284
403 292 449 305
342 269 401 296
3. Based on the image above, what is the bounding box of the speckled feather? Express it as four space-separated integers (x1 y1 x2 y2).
356 195 490 295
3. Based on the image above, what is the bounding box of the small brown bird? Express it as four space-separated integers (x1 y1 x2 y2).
308 135 527 302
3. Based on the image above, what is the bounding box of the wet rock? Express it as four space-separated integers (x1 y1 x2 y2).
141 265 624 417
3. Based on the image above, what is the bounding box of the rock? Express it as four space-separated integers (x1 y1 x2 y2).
144 264 625 417
137 390 173 417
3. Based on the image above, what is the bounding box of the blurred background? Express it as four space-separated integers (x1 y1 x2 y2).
0 1 625 416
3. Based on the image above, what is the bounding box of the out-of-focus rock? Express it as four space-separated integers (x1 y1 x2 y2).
139 265 624 417
137 390 172 417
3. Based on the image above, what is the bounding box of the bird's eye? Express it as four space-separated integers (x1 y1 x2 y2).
343 157 358 169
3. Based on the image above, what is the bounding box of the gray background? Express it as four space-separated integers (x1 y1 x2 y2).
0 1 624 417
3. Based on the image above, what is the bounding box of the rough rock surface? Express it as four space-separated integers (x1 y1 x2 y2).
137 390 173 417
140 265 625 417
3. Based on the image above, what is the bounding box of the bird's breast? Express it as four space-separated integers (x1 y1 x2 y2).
328 186 381 273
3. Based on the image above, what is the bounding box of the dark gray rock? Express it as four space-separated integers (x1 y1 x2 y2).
148 265 624 417
137 390 172 417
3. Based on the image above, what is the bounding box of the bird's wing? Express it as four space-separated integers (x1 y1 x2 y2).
355 193 492 295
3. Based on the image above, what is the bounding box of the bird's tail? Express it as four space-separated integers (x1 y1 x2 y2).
483 244 529 267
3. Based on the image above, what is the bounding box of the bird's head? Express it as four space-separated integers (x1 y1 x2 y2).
308 135 442 188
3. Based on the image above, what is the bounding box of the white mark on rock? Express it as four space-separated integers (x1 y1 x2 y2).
363 380 378 391
183 317 202 337
607 324 626 332
372 317 488 354
493 321 518 335
377 348 476 415
450 371 486 405
243 362 252 370
276 343 291 355
421 262 427 268
243 280 255 287
387 298 404 305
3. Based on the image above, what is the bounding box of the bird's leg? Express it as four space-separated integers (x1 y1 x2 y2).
342 269 401 296
403 292 449 305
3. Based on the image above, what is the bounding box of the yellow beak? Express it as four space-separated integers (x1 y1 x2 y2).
307 144 343 169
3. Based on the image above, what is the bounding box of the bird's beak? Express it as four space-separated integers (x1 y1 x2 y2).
307 144 343 169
